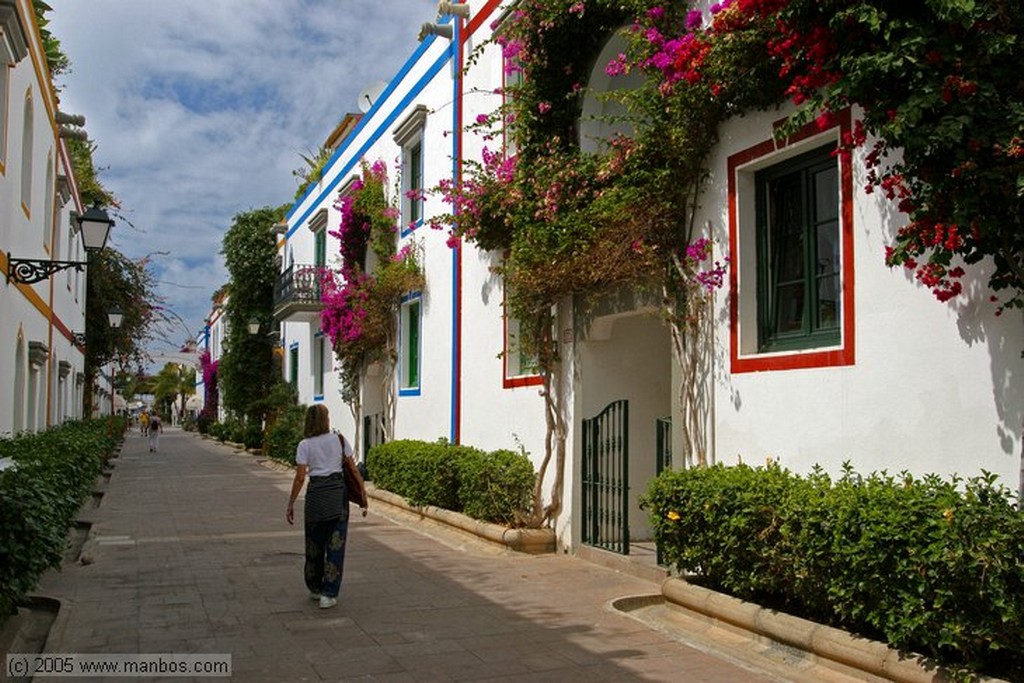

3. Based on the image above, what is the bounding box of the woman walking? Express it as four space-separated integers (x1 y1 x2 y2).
285 404 362 609
147 414 163 452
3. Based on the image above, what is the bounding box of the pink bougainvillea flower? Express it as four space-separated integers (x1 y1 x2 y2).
606 53 628 77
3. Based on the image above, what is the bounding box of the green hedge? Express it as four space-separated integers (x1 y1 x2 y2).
367 439 534 526
264 405 306 465
0 418 123 618
643 463 1024 679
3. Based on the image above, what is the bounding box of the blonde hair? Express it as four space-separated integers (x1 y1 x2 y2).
303 404 331 438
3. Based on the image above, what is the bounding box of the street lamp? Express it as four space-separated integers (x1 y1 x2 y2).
248 317 261 335
6 203 115 284
108 307 124 417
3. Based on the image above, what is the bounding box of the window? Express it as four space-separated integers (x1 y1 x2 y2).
405 139 423 227
289 344 299 388
1 62 9 169
20 89 32 214
399 294 421 395
502 58 523 158
66 224 74 289
309 208 328 268
392 105 428 235
43 153 53 250
728 110 855 373
314 228 326 268
313 334 326 398
308 208 328 299
756 144 840 351
503 305 541 388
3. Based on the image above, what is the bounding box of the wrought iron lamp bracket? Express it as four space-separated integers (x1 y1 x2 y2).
6 253 86 285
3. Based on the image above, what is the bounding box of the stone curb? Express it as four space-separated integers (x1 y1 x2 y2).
661 578 1009 683
366 485 556 554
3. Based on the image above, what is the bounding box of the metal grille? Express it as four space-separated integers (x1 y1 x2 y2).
581 400 629 554
655 416 672 566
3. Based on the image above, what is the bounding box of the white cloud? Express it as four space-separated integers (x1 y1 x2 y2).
48 0 436 359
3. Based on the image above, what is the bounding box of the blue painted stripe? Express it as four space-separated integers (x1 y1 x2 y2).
449 20 460 443
286 36 435 221
286 34 455 237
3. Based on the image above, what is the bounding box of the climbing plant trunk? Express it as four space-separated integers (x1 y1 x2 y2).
348 372 362 457
525 312 568 528
380 329 397 443
664 278 715 468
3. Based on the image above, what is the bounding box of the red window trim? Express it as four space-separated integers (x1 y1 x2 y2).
501 315 543 389
728 109 856 374
501 289 543 389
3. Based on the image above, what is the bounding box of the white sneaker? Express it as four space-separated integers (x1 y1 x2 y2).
318 596 337 609
309 592 320 601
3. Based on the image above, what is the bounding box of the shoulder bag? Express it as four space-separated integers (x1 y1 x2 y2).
339 434 368 509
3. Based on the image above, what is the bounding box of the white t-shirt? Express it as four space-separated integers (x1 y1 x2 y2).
295 432 353 477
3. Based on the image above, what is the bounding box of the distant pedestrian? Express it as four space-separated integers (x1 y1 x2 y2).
140 411 149 436
285 404 361 609
147 414 163 452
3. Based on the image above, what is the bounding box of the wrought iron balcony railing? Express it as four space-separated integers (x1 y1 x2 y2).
274 263 329 322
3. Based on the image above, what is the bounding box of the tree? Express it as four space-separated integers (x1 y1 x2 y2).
83 249 158 416
152 363 196 419
218 206 287 424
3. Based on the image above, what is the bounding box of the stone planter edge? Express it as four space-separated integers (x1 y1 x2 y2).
367 484 555 555
661 577 1009 683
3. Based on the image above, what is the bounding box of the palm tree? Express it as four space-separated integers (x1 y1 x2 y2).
152 363 196 421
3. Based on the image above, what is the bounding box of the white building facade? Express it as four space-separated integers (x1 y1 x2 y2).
275 0 1023 554
1 0 92 436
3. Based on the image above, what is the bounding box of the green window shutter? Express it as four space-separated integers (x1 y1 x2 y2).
756 144 840 352
409 141 423 224
407 300 420 387
315 230 326 268
314 336 325 395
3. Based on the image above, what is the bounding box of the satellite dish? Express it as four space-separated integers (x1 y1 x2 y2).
357 80 387 113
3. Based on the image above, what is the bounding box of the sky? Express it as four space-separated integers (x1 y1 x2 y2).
48 0 438 365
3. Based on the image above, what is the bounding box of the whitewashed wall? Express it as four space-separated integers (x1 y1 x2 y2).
1 0 87 434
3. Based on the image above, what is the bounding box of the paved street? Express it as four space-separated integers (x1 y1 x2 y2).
35 426 776 682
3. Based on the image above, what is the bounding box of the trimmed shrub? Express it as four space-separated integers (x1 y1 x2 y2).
196 409 215 434
367 439 535 526
643 463 1024 679
227 419 246 444
458 448 534 525
243 422 263 450
0 419 120 619
368 439 464 510
264 405 305 465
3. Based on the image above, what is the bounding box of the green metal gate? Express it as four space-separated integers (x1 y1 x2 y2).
581 400 629 554
655 416 672 566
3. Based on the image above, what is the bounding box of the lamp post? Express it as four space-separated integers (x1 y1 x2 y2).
6 203 114 284
108 308 123 417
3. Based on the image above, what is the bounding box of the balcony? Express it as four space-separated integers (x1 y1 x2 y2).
274 263 328 323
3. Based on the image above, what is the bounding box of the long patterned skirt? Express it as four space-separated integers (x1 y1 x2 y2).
304 514 349 599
